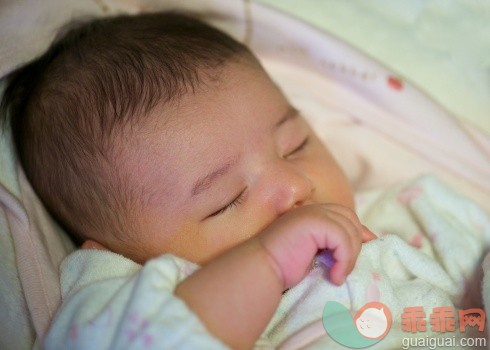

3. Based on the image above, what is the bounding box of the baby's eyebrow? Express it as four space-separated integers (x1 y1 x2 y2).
191 155 240 197
190 107 297 198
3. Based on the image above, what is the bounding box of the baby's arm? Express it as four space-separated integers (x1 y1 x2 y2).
175 204 374 349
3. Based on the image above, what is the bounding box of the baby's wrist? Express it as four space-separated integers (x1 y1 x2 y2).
255 238 287 290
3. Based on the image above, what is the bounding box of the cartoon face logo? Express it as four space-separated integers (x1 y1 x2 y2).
323 301 392 348
354 302 391 340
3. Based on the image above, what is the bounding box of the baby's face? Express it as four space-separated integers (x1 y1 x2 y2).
117 60 354 265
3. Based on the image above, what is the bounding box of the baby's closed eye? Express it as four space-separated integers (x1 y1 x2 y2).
208 188 247 218
283 136 309 159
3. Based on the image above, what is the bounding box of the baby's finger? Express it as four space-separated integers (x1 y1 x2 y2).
320 229 358 285
323 210 362 257
323 204 364 236
329 242 357 285
323 204 361 223
361 225 378 242
330 260 350 286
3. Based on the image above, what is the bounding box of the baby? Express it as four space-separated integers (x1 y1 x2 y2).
2 11 374 349
2 11 489 350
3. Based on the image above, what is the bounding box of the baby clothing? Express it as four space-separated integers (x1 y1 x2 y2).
263 175 490 349
43 251 221 349
44 176 490 349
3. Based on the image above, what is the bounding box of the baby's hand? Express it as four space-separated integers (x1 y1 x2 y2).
257 204 375 289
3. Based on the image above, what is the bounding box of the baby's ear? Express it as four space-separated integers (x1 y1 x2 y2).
81 239 110 251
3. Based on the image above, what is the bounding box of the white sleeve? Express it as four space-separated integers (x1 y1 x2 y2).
44 250 228 349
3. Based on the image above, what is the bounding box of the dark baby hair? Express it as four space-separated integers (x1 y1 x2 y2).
0 11 254 244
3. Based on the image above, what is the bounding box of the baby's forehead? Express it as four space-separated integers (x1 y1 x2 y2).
142 61 272 123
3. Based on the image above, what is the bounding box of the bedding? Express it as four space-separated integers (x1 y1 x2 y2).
271 175 489 349
0 0 489 348
257 0 490 136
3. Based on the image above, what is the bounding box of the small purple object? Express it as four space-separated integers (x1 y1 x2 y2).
316 249 335 268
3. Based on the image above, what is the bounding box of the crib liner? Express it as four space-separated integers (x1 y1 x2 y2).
0 0 489 348
257 0 490 136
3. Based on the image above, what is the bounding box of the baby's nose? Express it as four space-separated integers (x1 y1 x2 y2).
292 197 315 209
272 165 315 216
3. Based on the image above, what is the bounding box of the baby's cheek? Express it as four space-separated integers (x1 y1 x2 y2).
195 219 254 265
156 222 207 264
315 168 354 209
